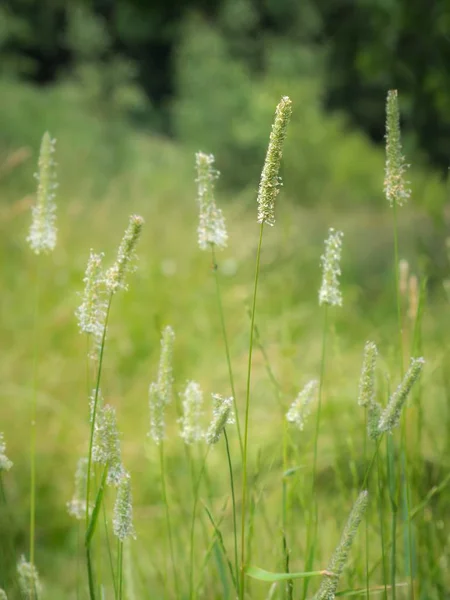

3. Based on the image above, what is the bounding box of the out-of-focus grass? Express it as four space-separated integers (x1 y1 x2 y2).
0 81 449 598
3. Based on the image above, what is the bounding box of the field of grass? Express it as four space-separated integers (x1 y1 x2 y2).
0 81 449 599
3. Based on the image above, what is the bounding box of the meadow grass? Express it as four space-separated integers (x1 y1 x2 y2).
0 87 449 599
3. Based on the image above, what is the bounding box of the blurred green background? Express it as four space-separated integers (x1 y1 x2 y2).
1 1 450 598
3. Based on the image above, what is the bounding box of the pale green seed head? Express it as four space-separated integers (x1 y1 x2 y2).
27 131 58 255
179 381 204 444
384 90 411 208
319 228 344 307
205 394 235 445
378 357 424 434
67 457 90 520
286 380 318 431
257 96 292 226
92 404 125 485
358 341 378 408
195 152 227 250
313 491 368 599
105 214 144 293
113 472 136 542
17 556 42 599
0 432 12 472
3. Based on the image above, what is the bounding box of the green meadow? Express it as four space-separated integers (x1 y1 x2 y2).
0 78 449 599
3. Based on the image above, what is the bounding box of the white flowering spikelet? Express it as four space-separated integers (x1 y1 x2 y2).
179 381 204 444
92 404 125 486
257 96 292 226
113 472 136 542
0 588 7 599
384 90 411 208
0 433 12 472
378 357 425 434
312 491 368 600
195 152 228 250
105 214 144 293
205 394 235 445
358 342 377 408
17 556 42 599
76 250 106 352
357 342 382 441
67 457 90 520
27 131 58 254
149 326 175 444
319 228 344 307
286 380 318 431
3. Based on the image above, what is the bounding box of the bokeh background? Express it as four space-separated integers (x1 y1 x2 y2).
1 1 450 598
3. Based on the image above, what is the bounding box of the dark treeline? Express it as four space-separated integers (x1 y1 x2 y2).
2 0 450 172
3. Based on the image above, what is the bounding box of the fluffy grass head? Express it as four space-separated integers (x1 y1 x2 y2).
27 131 58 255
257 96 292 226
384 89 410 208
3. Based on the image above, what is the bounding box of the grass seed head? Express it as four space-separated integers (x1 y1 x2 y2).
113 472 136 542
286 379 318 431
105 214 144 293
205 394 235 445
257 96 292 226
378 357 425 434
313 491 368 599
195 152 228 250
384 89 410 208
0 433 12 472
319 228 344 307
92 404 125 485
179 380 204 444
27 131 58 255
17 556 42 599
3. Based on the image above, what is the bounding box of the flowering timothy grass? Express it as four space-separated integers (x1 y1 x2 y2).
378 357 425 434
257 96 293 227
1 98 449 599
286 380 318 432
195 152 227 250
17 556 41 600
312 491 369 599
179 381 204 445
27 132 58 256
319 228 344 308
26 131 59 589
0 433 12 473
384 90 410 209
148 325 179 598
240 94 292 600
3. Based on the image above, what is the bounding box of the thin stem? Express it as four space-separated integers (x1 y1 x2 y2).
211 245 243 459
118 541 124 600
85 293 113 600
159 441 179 599
364 410 370 600
303 305 328 600
30 259 41 587
224 429 239 597
189 448 210 600
377 448 388 600
85 294 113 528
392 200 404 375
103 495 117 599
240 222 264 599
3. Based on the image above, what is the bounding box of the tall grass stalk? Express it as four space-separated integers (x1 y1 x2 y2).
240 221 264 598
302 306 328 600
377 449 388 599
29 261 41 588
211 246 243 458
159 442 179 599
85 295 113 600
188 448 210 600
